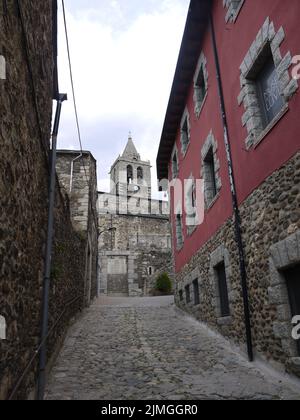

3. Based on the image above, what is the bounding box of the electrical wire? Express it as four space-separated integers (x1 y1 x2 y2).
61 0 99 228
61 0 90 187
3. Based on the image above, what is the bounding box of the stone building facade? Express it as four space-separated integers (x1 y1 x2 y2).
0 2 97 400
98 137 173 297
56 151 99 305
157 0 300 377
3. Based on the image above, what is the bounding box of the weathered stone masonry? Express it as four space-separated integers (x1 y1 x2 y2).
0 2 98 400
176 152 300 375
99 212 172 297
56 151 99 305
98 138 173 298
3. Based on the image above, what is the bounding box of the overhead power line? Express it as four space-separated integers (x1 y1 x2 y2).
61 0 90 187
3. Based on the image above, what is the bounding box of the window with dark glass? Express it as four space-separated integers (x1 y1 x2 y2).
179 290 184 302
193 279 200 306
185 285 191 304
256 56 284 128
194 66 206 108
204 147 217 201
172 151 179 178
176 214 184 249
181 114 190 153
283 264 300 356
215 262 230 317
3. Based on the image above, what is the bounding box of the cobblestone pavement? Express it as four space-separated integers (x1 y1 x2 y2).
45 296 300 400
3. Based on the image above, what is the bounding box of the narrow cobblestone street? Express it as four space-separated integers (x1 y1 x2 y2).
45 297 300 400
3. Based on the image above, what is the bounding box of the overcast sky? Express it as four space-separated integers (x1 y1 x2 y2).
57 0 190 194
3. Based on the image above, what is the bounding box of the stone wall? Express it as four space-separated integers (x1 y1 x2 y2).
0 2 96 400
175 152 300 375
56 151 99 304
98 212 173 297
144 255 175 296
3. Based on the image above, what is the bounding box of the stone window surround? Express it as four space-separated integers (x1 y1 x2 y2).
179 289 184 302
0 55 6 80
0 315 6 340
185 284 191 304
201 131 222 210
175 202 184 251
238 17 299 150
171 146 179 179
148 266 154 276
193 52 209 118
268 230 300 371
185 175 198 236
180 108 191 156
223 0 245 23
181 267 202 308
209 245 235 325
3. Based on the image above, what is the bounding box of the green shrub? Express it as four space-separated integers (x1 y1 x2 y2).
155 273 172 294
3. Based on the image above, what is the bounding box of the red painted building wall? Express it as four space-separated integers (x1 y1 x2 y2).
169 0 300 272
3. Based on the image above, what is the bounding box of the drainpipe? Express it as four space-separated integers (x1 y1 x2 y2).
37 93 68 400
209 15 253 362
69 153 82 193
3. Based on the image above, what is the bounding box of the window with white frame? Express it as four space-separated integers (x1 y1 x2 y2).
180 109 190 154
193 52 208 118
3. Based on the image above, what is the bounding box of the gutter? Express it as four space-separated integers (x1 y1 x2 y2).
37 93 68 400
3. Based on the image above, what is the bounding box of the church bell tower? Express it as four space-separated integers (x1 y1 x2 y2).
110 133 151 199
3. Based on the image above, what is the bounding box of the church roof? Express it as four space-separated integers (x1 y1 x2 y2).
122 134 140 160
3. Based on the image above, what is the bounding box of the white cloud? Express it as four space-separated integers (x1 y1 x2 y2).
57 0 189 194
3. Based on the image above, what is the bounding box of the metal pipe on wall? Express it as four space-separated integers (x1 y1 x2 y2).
209 14 253 362
37 93 68 401
69 153 82 193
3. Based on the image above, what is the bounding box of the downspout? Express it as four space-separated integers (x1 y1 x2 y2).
69 153 82 193
37 93 68 400
209 14 253 362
